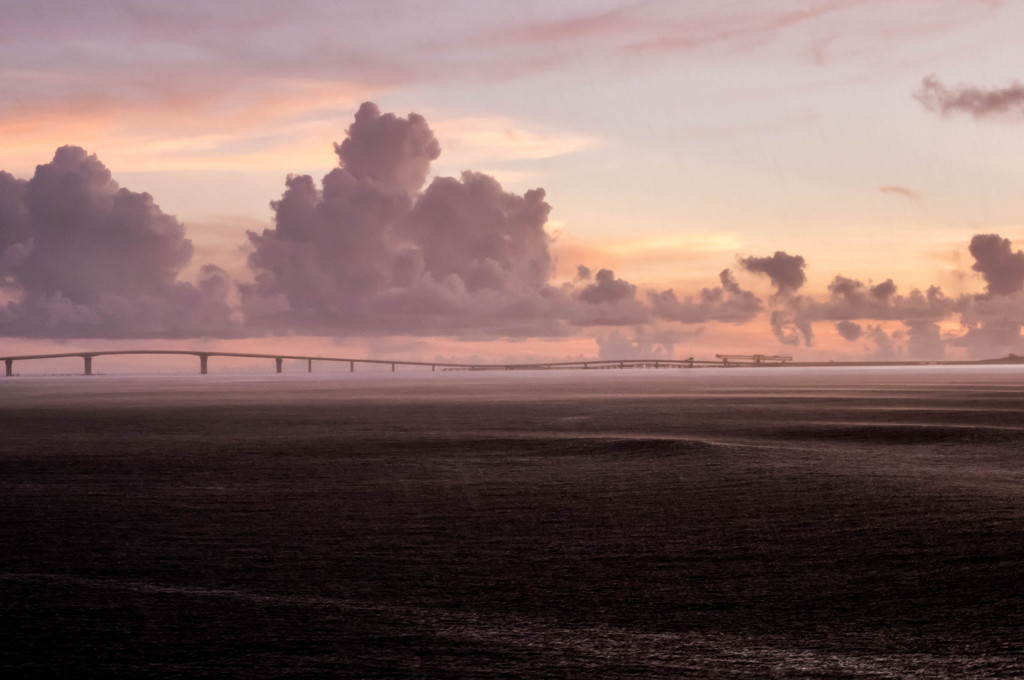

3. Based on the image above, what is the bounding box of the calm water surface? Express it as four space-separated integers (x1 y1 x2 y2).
2 367 1022 678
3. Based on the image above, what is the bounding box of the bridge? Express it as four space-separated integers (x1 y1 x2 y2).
0 350 754 376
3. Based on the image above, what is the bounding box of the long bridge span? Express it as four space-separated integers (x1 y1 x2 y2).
0 350 792 376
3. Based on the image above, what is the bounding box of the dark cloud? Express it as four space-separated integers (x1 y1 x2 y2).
0 146 235 338
335 102 441 196
814 276 953 322
915 75 1024 120
835 320 862 341
578 268 635 304
403 172 553 293
574 264 593 282
739 251 806 293
565 269 650 326
649 269 762 324
968 233 1024 296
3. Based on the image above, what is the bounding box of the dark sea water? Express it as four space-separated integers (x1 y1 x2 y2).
2 367 1023 678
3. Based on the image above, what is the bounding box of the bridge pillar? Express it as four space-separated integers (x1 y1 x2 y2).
308 359 312 373
349 361 354 372
84 356 93 376
654 360 659 369
5 359 12 376
619 361 624 369
391 362 395 372
275 357 283 373
432 364 435 372
200 355 208 374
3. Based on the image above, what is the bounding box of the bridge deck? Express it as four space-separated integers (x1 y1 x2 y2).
1 350 732 376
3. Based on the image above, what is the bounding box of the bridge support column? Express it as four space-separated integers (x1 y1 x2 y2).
84 356 92 376
583 362 588 369
391 362 395 372
5 359 12 376
275 357 283 373
654 360 659 369
308 359 312 373
350 361 354 372
432 364 435 372
200 355 208 374
619 361 623 369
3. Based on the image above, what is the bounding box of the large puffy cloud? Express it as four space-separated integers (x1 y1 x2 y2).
969 233 1024 296
242 104 564 336
566 268 651 326
0 146 235 338
336 102 441 196
402 172 553 293
578 268 635 305
915 75 1024 120
242 102 662 337
739 251 806 293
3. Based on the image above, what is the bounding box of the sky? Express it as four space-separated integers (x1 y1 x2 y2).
3 0 1024 365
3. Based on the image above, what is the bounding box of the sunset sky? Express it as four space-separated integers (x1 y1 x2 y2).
3 0 1024 365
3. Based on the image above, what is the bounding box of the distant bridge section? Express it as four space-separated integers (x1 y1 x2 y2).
715 353 793 366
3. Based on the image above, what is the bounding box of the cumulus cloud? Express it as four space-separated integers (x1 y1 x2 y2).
0 146 235 338
649 269 762 324
969 233 1024 296
835 320 862 341
813 276 953 322
739 251 806 293
335 102 441 196
915 75 1024 120
403 172 553 293
578 268 635 304
243 103 582 337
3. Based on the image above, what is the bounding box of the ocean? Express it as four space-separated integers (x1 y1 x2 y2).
2 366 1022 678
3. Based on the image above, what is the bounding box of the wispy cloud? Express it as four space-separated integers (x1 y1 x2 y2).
878 184 920 201
915 75 1024 120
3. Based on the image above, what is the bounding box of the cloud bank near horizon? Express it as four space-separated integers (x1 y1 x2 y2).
2 102 1023 359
